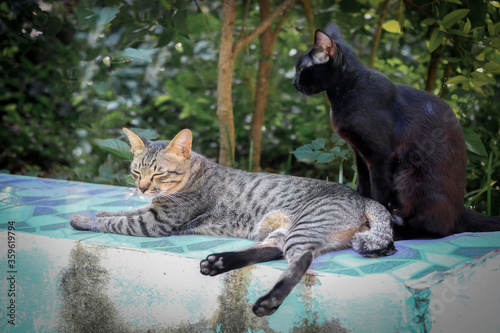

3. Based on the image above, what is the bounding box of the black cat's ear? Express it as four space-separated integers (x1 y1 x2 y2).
165 129 192 159
123 128 148 155
325 22 343 41
314 30 336 57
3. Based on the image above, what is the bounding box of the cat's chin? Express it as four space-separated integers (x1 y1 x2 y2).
293 82 321 96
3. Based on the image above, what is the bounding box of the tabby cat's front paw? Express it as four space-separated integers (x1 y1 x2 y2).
70 215 98 232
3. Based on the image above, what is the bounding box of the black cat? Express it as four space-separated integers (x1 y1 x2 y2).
293 23 500 238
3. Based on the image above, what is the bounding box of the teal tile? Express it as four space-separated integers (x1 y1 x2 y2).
329 252 376 268
424 252 468 268
447 233 500 247
360 260 409 274
0 205 35 222
25 214 69 227
15 188 67 197
392 261 432 281
404 240 458 254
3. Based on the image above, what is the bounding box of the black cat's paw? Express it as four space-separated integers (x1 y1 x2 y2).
70 215 98 232
200 254 227 276
391 213 405 227
252 294 281 317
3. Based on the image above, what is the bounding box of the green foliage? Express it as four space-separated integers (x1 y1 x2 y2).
0 0 498 213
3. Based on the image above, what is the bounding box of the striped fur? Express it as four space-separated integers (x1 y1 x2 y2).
71 128 396 316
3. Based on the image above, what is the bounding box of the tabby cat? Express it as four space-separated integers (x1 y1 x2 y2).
71 128 396 317
293 23 500 238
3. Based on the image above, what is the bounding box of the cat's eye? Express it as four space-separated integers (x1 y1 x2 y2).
131 170 140 179
150 173 163 181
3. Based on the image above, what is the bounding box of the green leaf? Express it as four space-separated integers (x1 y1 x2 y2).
446 75 469 85
154 95 170 106
484 61 500 74
292 144 314 160
127 128 159 140
312 138 326 149
97 8 119 29
442 9 470 29
463 18 471 34
462 128 487 156
470 72 495 87
445 0 462 4
429 29 445 53
119 48 152 63
421 18 436 26
382 20 402 34
95 139 132 160
488 21 495 37
317 153 336 163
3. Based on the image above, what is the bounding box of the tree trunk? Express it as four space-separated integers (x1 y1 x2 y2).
216 0 237 166
250 0 278 171
216 0 296 166
425 49 441 92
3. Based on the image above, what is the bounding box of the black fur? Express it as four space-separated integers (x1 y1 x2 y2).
294 24 500 237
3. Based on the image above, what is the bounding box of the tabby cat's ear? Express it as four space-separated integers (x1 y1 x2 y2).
165 129 192 159
123 128 147 155
314 30 336 57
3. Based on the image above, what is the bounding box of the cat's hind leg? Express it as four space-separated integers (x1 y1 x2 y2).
200 228 286 276
252 248 314 317
352 199 396 257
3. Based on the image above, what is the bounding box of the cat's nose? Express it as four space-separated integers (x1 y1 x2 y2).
139 186 148 194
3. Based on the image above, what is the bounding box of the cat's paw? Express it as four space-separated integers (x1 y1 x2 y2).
70 215 98 232
352 233 397 258
390 212 405 226
252 294 281 317
200 254 226 276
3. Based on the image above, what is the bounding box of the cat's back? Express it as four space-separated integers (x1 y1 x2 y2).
212 166 361 214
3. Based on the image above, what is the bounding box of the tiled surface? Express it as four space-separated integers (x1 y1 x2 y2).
1 173 500 283
1 174 500 333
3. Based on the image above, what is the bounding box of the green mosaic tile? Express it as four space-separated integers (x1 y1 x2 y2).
140 239 175 248
2 174 500 282
186 239 237 251
0 205 35 221
447 233 500 247
424 252 468 268
360 260 409 274
404 240 458 254
25 214 68 227
329 252 376 268
391 261 433 281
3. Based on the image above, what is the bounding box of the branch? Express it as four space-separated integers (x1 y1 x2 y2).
237 0 252 42
369 0 391 67
271 3 291 40
232 0 296 55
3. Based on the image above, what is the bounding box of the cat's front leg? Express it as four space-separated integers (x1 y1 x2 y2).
96 206 150 217
70 208 174 237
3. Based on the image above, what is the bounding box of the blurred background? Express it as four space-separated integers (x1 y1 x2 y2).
1 0 499 214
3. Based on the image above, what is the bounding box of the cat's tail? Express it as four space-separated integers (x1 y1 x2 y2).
455 207 500 233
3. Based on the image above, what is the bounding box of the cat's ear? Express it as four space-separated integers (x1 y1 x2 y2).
314 30 336 57
325 22 343 41
165 129 192 159
123 128 147 155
